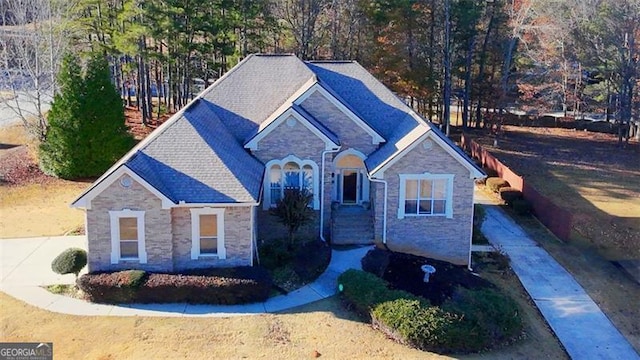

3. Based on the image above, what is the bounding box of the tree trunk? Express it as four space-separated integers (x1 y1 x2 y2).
443 0 451 136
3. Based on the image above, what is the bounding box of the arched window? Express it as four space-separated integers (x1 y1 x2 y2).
264 156 319 210
270 165 282 204
283 162 300 189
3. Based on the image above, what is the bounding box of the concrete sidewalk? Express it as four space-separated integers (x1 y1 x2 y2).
476 191 639 360
0 236 371 317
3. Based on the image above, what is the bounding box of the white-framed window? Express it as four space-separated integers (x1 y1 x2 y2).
109 209 147 264
190 208 226 259
398 174 454 219
264 156 319 210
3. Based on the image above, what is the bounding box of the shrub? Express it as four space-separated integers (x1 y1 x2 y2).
369 287 522 353
499 187 523 204
443 288 523 352
339 269 523 353
77 270 148 303
338 269 421 316
77 267 272 305
512 198 533 215
371 299 461 352
51 248 87 279
486 177 510 192
39 53 134 179
269 188 314 246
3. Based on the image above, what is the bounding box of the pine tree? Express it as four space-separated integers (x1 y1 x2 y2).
39 53 134 179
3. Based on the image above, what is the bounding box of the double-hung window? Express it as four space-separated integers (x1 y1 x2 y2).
109 209 147 264
398 174 454 219
190 208 226 259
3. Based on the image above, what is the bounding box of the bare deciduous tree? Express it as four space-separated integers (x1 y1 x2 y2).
0 0 76 140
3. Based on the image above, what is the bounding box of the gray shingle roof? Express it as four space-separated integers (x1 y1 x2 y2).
201 54 316 142
126 99 264 203
74 54 482 208
306 61 483 175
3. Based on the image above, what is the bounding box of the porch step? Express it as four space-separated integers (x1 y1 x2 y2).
331 206 374 245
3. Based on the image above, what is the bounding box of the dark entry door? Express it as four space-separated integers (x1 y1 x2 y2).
342 170 358 204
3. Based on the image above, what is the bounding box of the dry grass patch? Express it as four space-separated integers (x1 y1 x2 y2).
0 179 88 238
0 287 567 360
471 126 639 260
0 292 448 359
0 123 90 238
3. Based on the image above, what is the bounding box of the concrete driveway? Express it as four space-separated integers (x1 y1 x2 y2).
0 236 87 287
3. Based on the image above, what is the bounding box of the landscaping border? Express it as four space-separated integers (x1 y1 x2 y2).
461 134 572 241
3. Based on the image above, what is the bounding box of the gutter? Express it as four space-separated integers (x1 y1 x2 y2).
367 176 388 244
320 147 341 242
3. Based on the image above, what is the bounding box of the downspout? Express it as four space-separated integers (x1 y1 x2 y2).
468 189 475 271
251 205 258 266
320 147 341 242
367 176 388 244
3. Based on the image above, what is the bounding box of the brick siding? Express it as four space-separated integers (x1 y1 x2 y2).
86 175 173 272
172 206 253 270
382 139 475 265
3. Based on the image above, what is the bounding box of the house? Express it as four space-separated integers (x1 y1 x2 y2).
72 54 485 273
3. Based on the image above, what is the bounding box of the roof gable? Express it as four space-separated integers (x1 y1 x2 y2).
368 125 485 179
71 165 174 209
244 105 340 151
294 82 385 144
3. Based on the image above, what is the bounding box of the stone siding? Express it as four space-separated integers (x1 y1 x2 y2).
299 91 378 155
172 206 253 270
86 175 173 272
383 140 475 265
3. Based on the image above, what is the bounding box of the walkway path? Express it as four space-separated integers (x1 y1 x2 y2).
476 191 639 360
0 236 371 317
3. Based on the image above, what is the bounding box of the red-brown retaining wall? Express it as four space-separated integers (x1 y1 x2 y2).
461 134 573 241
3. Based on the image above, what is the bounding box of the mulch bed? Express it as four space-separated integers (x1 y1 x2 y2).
363 248 493 306
124 106 172 140
0 146 53 186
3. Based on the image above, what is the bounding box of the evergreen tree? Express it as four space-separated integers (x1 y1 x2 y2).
40 53 134 179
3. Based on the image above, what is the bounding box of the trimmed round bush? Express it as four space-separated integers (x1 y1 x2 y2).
338 269 421 316
486 177 510 193
51 248 87 278
339 269 524 353
499 187 523 204
443 288 523 352
372 299 460 351
512 198 533 215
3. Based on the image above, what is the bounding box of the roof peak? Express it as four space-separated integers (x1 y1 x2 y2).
252 53 297 57
307 60 355 64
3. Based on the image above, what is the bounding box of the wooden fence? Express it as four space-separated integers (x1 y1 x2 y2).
461 134 573 241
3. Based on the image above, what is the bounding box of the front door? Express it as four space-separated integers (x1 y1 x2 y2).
342 169 358 204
